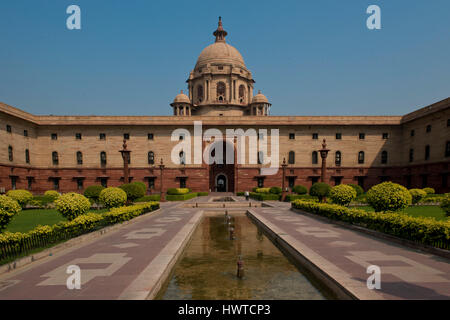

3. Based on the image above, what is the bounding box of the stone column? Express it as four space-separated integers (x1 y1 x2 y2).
119 139 131 184
281 158 287 201
319 139 330 183
159 158 165 202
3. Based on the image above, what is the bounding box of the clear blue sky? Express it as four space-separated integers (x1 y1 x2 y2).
0 0 449 116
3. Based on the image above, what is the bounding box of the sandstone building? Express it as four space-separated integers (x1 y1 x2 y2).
1 18 449 194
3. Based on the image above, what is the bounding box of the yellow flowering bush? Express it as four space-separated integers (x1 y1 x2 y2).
44 190 60 201
103 202 159 224
54 192 91 220
6 190 33 208
329 184 357 206
291 200 450 249
166 188 190 195
366 182 412 212
423 187 435 195
99 187 127 208
440 195 450 217
409 188 427 205
0 195 21 231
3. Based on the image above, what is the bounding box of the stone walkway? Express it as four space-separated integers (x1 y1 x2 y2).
0 197 448 300
250 203 450 300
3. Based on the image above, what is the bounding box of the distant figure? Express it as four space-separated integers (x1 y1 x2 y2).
244 191 249 201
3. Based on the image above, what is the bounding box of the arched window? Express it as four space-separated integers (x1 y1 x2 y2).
238 85 246 103
52 151 59 165
425 145 430 160
179 151 185 165
288 151 295 164
381 151 388 164
358 151 365 164
8 146 13 162
335 151 342 166
257 151 264 164
197 85 204 103
312 151 318 165
76 151 83 165
148 151 155 165
217 82 226 101
100 151 107 166
25 149 30 164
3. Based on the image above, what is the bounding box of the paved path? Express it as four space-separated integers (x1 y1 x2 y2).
0 202 202 300
250 203 450 300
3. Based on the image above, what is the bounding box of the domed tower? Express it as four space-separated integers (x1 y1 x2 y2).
250 90 271 116
183 17 267 117
170 90 192 116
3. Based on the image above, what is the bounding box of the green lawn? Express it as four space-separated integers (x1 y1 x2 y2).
5 208 108 233
358 205 448 221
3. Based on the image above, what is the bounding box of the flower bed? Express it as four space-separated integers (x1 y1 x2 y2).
291 200 450 250
0 202 159 263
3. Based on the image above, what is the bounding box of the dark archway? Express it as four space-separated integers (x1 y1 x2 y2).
208 140 235 192
216 174 227 192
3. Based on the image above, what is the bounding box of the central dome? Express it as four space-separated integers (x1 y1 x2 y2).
195 17 246 69
195 42 246 69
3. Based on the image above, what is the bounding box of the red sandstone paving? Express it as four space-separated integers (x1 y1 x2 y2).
0 203 199 300
253 205 450 300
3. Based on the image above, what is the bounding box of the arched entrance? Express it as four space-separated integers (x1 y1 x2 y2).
216 174 227 192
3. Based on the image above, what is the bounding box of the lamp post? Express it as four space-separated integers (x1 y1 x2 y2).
319 139 330 183
119 139 131 184
159 158 165 202
281 157 287 202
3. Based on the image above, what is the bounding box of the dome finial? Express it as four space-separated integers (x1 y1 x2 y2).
213 16 227 43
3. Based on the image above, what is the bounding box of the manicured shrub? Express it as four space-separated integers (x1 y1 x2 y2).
83 185 105 202
54 192 91 221
44 190 60 201
135 194 161 202
423 187 435 195
292 185 308 195
166 193 198 201
249 192 280 201
0 195 21 231
166 188 190 195
348 184 364 197
329 184 357 206
197 192 209 196
237 192 245 196
440 195 450 217
255 188 271 194
120 183 145 202
291 200 450 249
409 189 427 205
309 183 331 202
131 181 147 194
366 182 412 212
285 194 319 202
6 190 33 208
103 202 160 224
269 187 282 194
99 187 127 208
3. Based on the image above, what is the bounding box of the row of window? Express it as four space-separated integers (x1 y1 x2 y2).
409 143 450 161
288 132 389 140
50 133 155 141
285 150 385 165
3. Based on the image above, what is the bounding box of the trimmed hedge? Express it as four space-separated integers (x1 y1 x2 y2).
409 189 427 205
249 192 280 201
197 192 209 196
83 185 105 202
6 190 33 208
167 188 190 195
0 195 21 231
291 200 450 249
166 193 198 201
284 194 319 202
423 188 435 195
135 194 161 202
292 185 308 195
0 202 159 263
269 187 282 194
440 195 450 217
254 188 271 194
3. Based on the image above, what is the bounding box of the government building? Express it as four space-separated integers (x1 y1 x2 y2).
1 18 449 194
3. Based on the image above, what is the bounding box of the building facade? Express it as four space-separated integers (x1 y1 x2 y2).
1 19 450 194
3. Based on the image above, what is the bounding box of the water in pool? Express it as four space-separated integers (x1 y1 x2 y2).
157 213 329 300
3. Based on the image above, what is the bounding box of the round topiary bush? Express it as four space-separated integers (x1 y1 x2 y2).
348 184 364 197
83 185 105 202
120 183 146 202
6 189 33 208
292 185 307 195
409 189 427 205
269 186 282 194
54 192 91 221
0 195 21 231
167 188 190 195
440 195 450 217
44 190 60 201
329 184 357 206
99 187 127 208
131 181 147 194
366 182 412 212
254 188 271 194
423 187 435 195
309 183 331 202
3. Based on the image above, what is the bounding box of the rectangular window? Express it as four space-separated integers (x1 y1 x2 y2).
410 129 415 137
446 141 450 157
334 177 342 186
257 177 264 188
289 133 295 140
311 177 319 184
148 133 154 140
179 134 184 140
11 177 17 190
442 173 448 188
426 125 431 133
409 149 414 162
99 133 106 140
24 130 28 137
382 133 389 139
51 133 57 140
53 178 60 191
447 119 450 127
335 133 342 140
288 177 295 188
148 178 155 190
77 179 84 190
27 177 33 191
124 133 130 140
406 175 412 189
100 178 108 188
421 175 428 188
6 125 11 133
357 176 365 190
312 133 318 140
75 133 82 140
359 133 365 140
179 178 187 189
